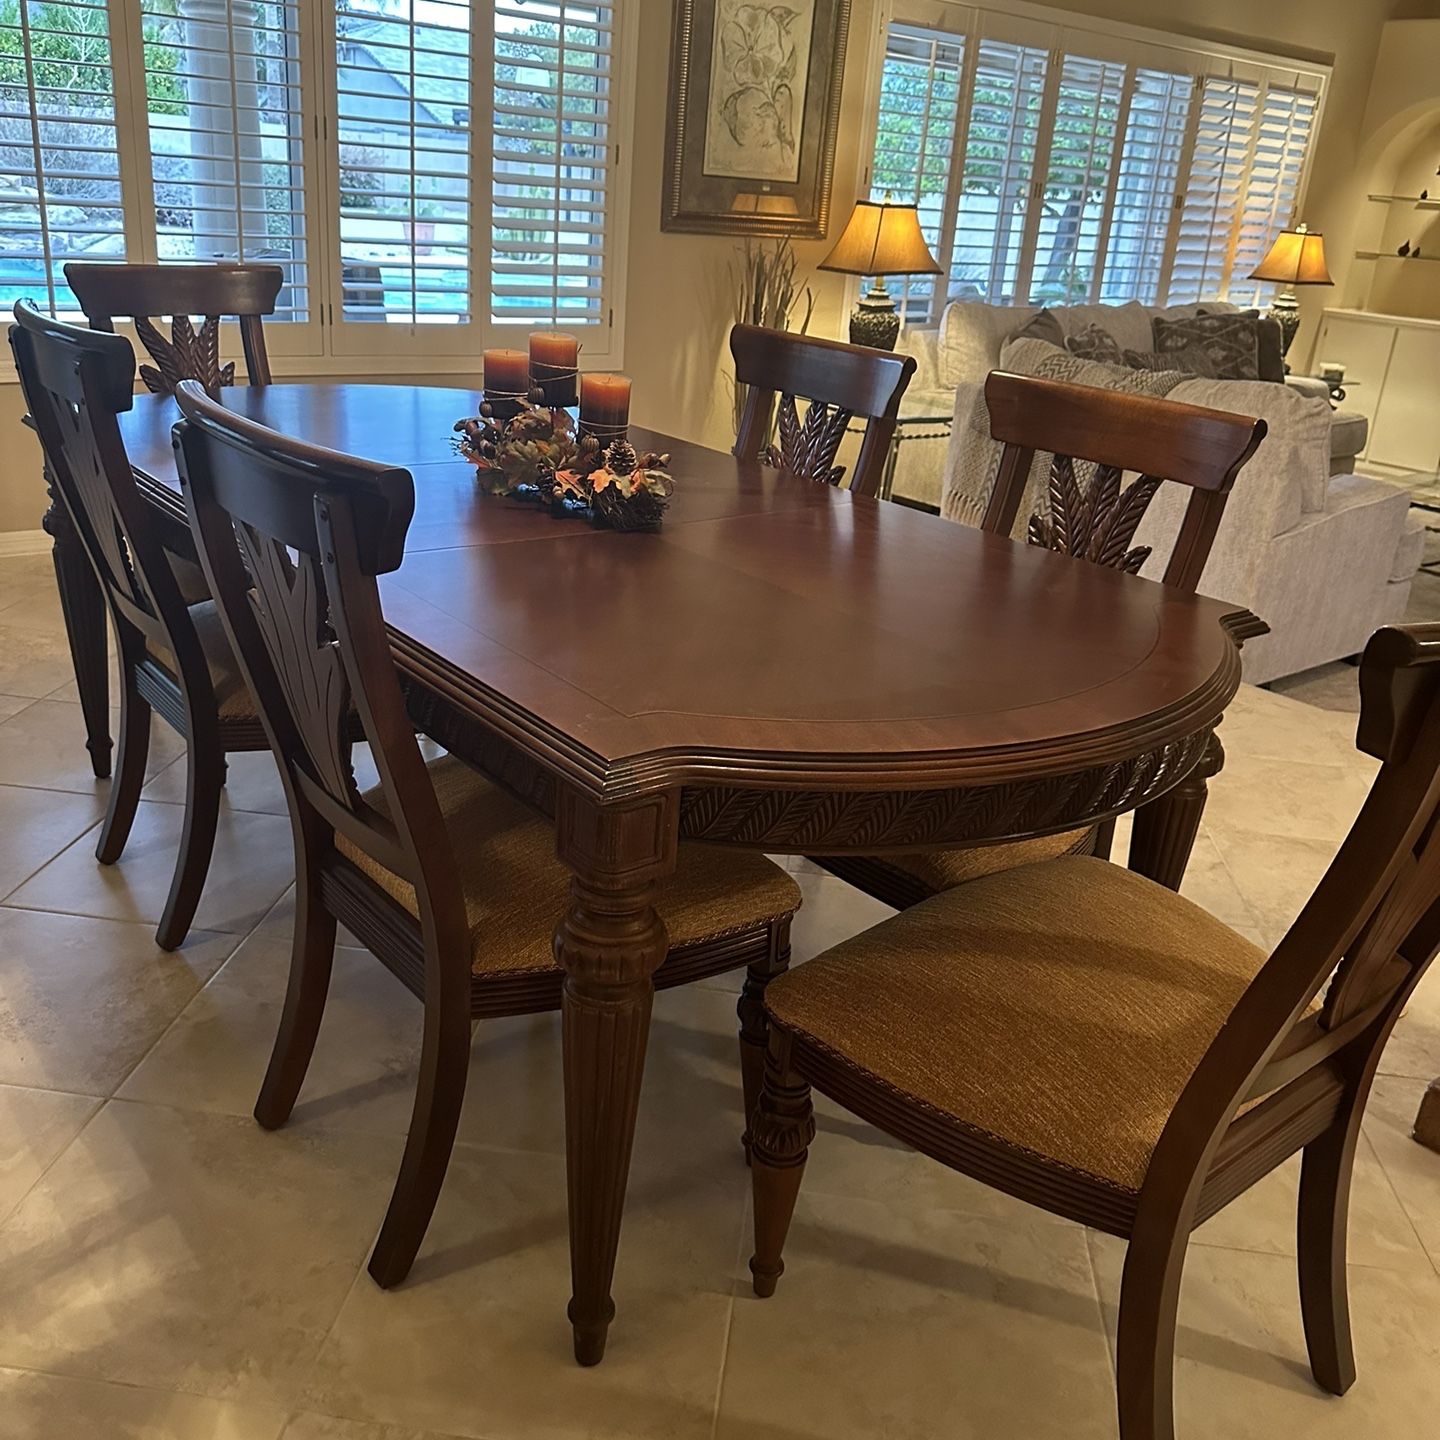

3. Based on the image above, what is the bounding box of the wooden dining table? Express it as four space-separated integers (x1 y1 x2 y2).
39 380 1263 1363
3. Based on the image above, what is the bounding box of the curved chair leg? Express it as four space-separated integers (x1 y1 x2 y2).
749 1032 815 1298
1116 1226 1189 1440
367 933 471 1289
95 666 151 865
254 826 337 1129
155 728 225 951
738 920 793 1162
1297 1113 1363 1396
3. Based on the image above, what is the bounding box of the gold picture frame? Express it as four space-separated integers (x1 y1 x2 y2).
662 0 853 239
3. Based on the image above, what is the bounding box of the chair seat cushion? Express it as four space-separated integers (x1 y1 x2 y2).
765 855 1269 1193
149 601 256 719
878 826 1095 895
337 755 802 978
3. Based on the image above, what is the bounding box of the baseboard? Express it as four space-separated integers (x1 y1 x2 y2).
0 530 48 558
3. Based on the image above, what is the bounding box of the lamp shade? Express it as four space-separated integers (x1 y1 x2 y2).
818 200 941 278
1249 224 1333 286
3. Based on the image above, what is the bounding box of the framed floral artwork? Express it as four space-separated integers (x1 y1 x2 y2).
662 0 853 238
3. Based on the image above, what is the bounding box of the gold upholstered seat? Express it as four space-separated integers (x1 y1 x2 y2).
149 600 257 719
839 825 1096 906
765 854 1268 1193
338 754 803 979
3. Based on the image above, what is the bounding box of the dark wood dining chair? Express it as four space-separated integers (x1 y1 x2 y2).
64 261 285 606
64 261 283 394
171 379 803 1290
730 323 916 498
749 621 1440 1440
9 301 272 950
819 370 1268 910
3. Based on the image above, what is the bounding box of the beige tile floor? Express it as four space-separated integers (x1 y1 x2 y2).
0 546 1438 1440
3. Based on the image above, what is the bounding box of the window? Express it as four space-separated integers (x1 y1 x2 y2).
1100 67 1192 304
870 24 962 324
491 0 615 331
0 0 127 315
327 0 621 355
1030 50 1123 306
2 1 631 367
868 2 1327 323
138 0 309 323
333 0 473 329
950 36 1049 306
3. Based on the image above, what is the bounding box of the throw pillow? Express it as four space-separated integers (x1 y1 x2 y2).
1152 312 1260 381
962 338 1196 539
1254 317 1286 383
998 338 1195 401
1199 307 1284 381
1007 308 1065 348
1064 323 1124 364
1123 344 1219 378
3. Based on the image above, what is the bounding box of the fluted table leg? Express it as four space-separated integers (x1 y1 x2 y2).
42 470 111 778
1128 732 1223 892
553 788 678 1366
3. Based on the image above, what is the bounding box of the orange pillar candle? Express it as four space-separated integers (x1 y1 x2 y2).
483 348 529 397
529 331 579 406
579 373 631 438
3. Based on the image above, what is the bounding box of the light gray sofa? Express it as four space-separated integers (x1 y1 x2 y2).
893 299 1422 686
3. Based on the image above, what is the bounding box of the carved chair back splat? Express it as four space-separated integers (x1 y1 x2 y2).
730 323 916 498
980 371 1268 591
171 380 444 904
10 300 196 676
9 300 269 951
65 261 284 395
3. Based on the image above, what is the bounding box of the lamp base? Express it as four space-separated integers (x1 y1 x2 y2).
1268 288 1302 365
848 284 900 351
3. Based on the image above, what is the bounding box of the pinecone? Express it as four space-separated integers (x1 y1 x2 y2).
605 439 638 476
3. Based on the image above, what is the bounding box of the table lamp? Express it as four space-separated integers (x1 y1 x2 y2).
818 199 941 351
1249 222 1333 362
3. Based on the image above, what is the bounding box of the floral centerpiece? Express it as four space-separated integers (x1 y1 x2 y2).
453 400 673 530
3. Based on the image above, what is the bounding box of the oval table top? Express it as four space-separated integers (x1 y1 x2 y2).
118 382 1260 803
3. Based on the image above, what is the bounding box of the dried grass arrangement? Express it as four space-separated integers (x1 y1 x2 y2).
730 238 815 435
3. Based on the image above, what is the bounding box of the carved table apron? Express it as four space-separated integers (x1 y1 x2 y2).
40 383 1263 1364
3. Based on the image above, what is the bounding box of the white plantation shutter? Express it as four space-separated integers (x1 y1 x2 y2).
1168 75 1260 304
332 0 473 330
1100 66 1191 303
870 7 1325 315
1227 80 1319 303
1029 50 1124 305
137 0 309 322
1167 72 1319 305
490 0 614 332
869 23 963 325
2 2 635 371
0 0 127 315
951 36 1048 305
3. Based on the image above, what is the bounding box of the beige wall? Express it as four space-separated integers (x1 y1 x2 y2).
0 383 42 534
4 0 1438 531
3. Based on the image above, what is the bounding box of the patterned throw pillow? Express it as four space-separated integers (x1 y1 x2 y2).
1123 345 1219 378
1007 308 1066 347
1152 313 1260 381
998 337 1193 398
1064 323 1124 364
